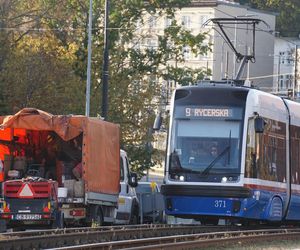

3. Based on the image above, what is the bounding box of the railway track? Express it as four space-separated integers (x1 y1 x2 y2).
1 224 299 249
51 228 300 250
0 224 239 249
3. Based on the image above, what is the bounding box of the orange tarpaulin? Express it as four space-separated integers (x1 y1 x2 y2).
0 108 120 195
0 108 84 141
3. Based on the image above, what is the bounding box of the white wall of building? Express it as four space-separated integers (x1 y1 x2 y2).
214 3 276 90
139 1 276 91
273 37 300 96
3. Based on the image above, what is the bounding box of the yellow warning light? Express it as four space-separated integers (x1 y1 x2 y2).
150 182 156 192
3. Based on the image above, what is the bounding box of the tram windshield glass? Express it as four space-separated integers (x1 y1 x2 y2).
169 106 243 182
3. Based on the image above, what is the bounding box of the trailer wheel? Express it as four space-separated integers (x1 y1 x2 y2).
95 207 104 226
86 205 104 227
92 206 103 227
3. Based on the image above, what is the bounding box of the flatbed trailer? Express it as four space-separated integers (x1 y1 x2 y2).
0 108 120 228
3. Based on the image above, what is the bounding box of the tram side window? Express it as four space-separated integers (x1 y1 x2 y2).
291 126 300 185
245 118 258 178
260 119 286 182
245 117 286 182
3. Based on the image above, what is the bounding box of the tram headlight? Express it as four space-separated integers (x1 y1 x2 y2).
221 176 239 183
170 174 185 182
221 177 228 183
174 175 180 180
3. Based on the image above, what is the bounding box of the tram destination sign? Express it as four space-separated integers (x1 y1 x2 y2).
175 106 243 120
186 107 230 117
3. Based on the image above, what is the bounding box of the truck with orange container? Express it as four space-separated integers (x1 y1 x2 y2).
0 108 137 229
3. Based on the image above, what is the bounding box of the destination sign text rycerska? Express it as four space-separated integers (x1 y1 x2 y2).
185 108 231 118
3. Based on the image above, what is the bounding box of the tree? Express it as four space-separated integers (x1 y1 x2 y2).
0 0 211 176
1 34 84 114
236 0 300 37
158 20 211 86
0 0 85 114
103 2 211 175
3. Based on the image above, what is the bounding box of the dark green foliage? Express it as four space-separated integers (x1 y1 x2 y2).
0 0 211 174
238 0 300 37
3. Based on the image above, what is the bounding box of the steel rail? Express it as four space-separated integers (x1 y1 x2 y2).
120 231 300 250
0 224 171 239
0 225 240 250
1 225 299 250
47 229 300 250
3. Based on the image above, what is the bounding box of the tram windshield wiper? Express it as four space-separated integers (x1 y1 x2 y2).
201 130 232 176
200 146 230 176
227 130 231 165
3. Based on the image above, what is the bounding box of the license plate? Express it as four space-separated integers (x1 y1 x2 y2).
14 214 42 220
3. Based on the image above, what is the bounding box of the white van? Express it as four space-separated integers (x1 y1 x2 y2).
115 150 139 224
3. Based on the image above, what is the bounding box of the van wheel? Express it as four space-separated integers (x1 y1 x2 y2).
130 205 139 225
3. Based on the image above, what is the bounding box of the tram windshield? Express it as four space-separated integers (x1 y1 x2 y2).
169 106 243 182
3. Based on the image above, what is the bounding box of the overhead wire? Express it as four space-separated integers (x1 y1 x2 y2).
2 3 296 82
127 7 297 81
212 6 298 46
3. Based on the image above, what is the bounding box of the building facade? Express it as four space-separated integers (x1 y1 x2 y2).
138 0 276 93
273 37 300 99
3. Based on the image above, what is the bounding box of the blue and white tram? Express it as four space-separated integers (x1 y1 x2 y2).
160 81 300 225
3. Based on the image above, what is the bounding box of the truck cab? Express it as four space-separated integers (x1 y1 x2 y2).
115 150 139 224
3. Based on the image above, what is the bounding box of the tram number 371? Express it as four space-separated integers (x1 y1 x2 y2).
214 200 226 208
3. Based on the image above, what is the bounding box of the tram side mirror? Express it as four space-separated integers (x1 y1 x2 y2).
153 112 162 131
254 116 265 133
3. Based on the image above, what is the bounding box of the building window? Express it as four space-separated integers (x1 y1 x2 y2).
146 38 158 50
279 52 286 64
165 17 172 28
200 15 209 26
183 45 190 60
286 79 290 89
132 39 140 50
163 80 177 103
181 16 191 29
280 75 284 89
135 20 142 31
286 74 293 88
167 40 174 49
287 57 294 65
148 16 157 29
